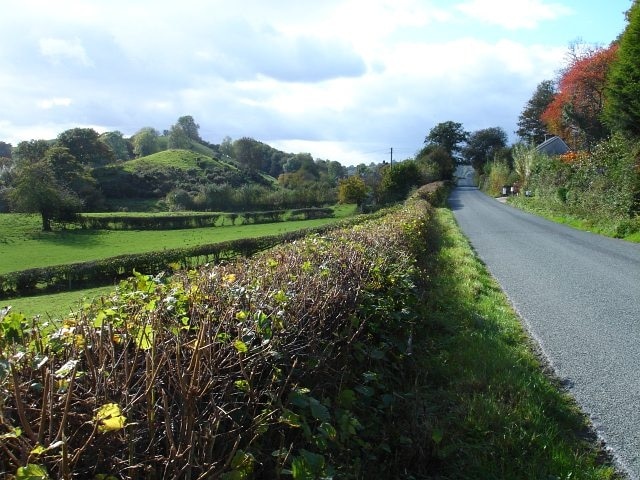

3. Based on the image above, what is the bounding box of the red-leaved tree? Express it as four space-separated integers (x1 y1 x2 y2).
542 44 618 150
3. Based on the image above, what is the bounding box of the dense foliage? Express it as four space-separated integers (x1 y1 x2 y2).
604 0 640 139
541 44 617 150
516 80 556 145
0 188 438 479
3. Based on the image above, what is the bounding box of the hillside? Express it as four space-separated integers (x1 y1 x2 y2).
93 148 269 206
122 149 233 172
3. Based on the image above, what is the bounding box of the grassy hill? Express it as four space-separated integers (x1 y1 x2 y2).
93 148 266 207
122 149 237 173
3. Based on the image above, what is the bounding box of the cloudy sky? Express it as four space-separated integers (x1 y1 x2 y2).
0 0 630 165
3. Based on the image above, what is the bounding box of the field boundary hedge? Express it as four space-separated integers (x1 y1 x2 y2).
76 207 334 230
0 210 380 298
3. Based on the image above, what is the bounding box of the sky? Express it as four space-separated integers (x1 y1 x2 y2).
0 0 632 166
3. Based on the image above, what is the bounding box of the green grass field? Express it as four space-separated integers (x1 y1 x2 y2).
4 285 117 320
0 205 356 274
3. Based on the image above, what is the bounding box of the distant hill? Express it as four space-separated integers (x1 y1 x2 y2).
122 149 236 173
93 148 268 205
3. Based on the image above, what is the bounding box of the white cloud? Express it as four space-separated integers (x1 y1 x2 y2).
455 0 573 29
0 0 623 165
37 97 72 109
39 37 92 66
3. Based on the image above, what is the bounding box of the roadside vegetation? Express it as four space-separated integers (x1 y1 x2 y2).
0 185 619 478
477 3 640 242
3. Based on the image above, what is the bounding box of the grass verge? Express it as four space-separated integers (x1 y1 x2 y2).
507 196 640 243
415 208 618 478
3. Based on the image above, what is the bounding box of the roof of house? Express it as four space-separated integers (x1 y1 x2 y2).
535 136 570 155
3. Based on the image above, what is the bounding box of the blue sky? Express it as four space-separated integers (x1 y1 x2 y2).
0 0 631 165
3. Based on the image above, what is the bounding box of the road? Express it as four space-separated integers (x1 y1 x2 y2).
449 187 640 478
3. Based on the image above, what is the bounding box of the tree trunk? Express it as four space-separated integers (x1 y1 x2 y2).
42 212 52 231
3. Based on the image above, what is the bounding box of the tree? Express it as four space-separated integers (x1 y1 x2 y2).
14 139 50 166
378 160 424 204
132 127 160 157
424 121 468 160
220 136 234 158
462 127 508 174
605 1 640 139
233 137 263 171
9 163 82 231
57 128 115 167
176 115 201 142
415 144 455 181
168 124 191 149
43 146 104 210
0 141 11 158
99 131 131 161
542 44 618 150
516 80 556 145
338 175 368 206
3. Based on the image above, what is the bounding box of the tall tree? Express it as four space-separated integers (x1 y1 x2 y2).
132 127 160 157
176 115 201 142
542 44 617 150
99 131 131 161
516 80 556 145
605 1 640 139
57 128 115 167
14 139 50 166
424 121 468 161
168 124 191 149
462 127 508 174
43 146 104 210
0 141 11 158
233 137 263 171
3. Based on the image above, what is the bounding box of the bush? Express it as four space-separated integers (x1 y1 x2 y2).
0 193 436 478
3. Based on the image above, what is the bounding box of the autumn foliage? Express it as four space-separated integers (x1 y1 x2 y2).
542 44 618 150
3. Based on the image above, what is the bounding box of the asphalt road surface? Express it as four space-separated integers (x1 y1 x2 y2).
450 187 640 478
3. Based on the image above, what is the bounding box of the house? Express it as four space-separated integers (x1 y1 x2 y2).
535 136 570 156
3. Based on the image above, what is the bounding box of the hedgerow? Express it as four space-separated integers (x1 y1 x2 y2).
0 185 441 479
0 211 364 298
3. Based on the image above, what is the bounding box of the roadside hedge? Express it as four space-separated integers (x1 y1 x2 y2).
0 183 441 479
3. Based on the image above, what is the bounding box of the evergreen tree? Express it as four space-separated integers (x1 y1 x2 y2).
605 0 640 139
516 80 555 145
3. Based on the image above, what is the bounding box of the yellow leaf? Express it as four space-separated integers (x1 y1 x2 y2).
95 403 126 433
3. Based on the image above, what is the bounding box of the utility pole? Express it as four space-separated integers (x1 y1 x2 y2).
390 147 393 166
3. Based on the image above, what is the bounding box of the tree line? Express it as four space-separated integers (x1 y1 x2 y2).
481 1 640 234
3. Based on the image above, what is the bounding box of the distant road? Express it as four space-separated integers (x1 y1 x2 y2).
450 187 640 478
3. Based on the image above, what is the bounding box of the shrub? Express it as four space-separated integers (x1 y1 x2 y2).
0 192 437 478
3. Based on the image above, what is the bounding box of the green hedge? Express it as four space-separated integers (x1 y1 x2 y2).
76 208 334 230
77 213 222 230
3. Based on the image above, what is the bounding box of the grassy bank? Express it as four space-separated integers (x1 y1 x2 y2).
507 197 640 243
416 208 618 478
